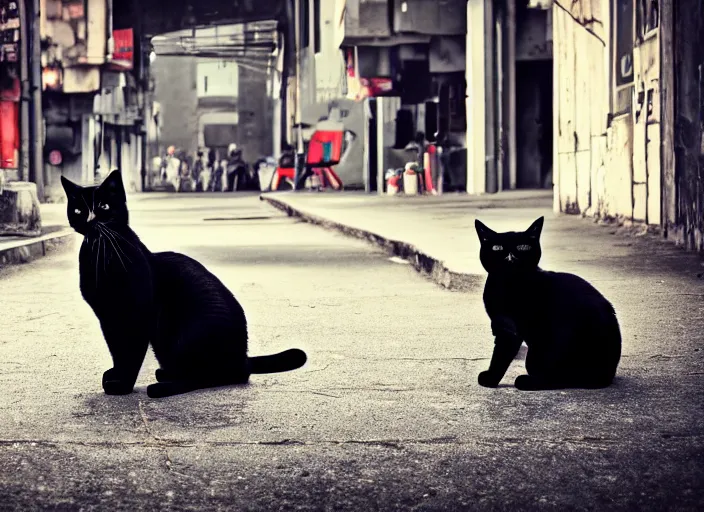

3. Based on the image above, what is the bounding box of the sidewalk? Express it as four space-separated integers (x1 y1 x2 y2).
262 190 672 289
0 192 166 269
0 203 74 269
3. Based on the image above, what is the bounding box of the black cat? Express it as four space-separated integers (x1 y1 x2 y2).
475 217 621 391
61 170 307 398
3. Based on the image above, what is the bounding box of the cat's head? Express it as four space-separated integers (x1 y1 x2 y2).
475 217 544 274
60 170 128 236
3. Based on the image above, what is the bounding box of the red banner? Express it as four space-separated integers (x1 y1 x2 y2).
112 28 134 70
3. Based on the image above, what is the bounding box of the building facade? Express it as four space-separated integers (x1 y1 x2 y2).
40 0 152 201
551 0 704 249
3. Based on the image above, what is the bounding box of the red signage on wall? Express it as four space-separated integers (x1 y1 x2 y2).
0 99 17 169
111 28 134 70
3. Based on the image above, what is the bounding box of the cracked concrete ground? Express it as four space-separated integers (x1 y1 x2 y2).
0 194 703 511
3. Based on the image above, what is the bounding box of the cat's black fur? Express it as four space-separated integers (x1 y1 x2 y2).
61 170 307 398
475 217 621 391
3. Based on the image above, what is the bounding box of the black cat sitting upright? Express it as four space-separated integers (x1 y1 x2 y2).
475 217 621 391
61 170 307 398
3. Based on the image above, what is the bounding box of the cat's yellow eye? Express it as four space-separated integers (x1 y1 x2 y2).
517 244 531 251
74 208 81 215
99 203 110 211
492 245 503 251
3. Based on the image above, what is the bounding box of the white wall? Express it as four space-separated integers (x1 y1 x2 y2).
197 61 239 98
466 0 488 194
552 0 662 224
314 0 347 103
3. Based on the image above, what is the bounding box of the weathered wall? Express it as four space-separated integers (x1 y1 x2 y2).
671 0 704 250
632 35 661 224
552 0 620 216
553 0 704 254
236 66 274 163
152 56 200 152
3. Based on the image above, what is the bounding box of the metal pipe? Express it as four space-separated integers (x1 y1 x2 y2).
106 0 114 56
293 0 305 190
17 0 30 182
29 0 44 199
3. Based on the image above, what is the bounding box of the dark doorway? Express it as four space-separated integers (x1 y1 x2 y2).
204 123 238 158
516 60 553 189
367 98 378 192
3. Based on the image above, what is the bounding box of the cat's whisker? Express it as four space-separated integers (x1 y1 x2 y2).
103 225 137 251
102 226 133 265
104 224 139 250
95 231 102 284
97 225 127 271
99 224 131 271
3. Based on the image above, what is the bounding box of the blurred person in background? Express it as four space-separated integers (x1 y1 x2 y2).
164 145 181 191
226 143 247 192
211 149 224 192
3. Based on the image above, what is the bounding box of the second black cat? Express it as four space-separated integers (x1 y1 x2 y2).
62 170 307 398
475 216 622 391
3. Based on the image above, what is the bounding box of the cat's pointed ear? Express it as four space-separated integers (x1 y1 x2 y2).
99 169 126 202
525 217 544 239
475 219 496 242
60 175 81 197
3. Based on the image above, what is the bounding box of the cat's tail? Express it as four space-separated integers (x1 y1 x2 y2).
248 348 307 374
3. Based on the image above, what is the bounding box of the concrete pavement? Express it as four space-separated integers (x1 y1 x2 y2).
0 194 702 510
261 190 670 289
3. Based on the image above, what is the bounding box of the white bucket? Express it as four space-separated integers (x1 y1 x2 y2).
258 164 276 192
403 171 418 195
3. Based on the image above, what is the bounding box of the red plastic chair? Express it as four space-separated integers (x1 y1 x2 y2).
305 130 344 190
270 130 345 191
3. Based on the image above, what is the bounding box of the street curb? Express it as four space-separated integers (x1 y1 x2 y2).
261 195 484 291
0 228 76 269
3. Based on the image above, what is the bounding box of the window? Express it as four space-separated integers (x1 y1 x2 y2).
314 0 321 54
636 0 659 38
301 0 310 49
197 61 239 98
612 0 634 115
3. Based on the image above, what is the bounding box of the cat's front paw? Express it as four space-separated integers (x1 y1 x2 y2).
478 371 500 388
514 375 539 391
102 368 134 395
102 379 134 395
155 369 173 383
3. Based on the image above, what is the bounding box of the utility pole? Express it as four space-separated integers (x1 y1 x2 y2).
292 0 305 190
28 0 44 200
17 0 30 182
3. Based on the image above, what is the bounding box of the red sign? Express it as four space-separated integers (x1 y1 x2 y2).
111 28 134 70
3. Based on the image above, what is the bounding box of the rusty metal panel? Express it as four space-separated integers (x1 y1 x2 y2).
343 0 391 41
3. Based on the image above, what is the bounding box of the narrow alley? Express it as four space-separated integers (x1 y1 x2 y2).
0 195 701 510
